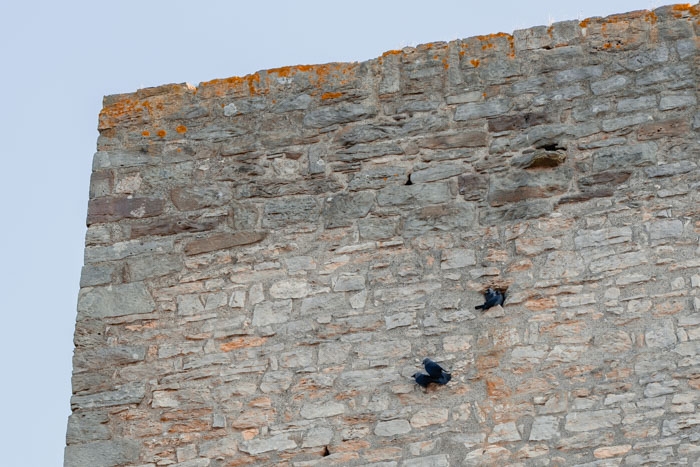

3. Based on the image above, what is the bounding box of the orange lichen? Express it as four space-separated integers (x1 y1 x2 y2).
476 32 515 58
220 336 268 352
470 59 480 67
156 129 166 138
382 49 402 57
199 72 263 96
321 91 343 100
672 3 700 15
645 11 658 23
141 130 150 137
176 125 187 134
579 18 591 28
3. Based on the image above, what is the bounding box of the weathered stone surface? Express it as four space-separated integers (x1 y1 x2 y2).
301 402 345 419
87 196 164 225
171 184 232 211
375 419 411 436
77 283 155 319
324 191 375 228
71 383 146 409
454 98 510 121
240 434 297 455
592 143 657 171
303 104 377 128
64 440 140 467
564 410 621 432
487 166 572 206
262 196 320 227
184 231 266 255
252 300 292 326
71 7 700 467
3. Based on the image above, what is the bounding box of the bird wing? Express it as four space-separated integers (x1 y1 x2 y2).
424 359 445 378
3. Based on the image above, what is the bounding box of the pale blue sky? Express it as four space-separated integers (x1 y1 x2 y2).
0 1 659 464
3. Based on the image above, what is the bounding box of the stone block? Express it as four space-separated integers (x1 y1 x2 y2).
262 196 320 228
184 231 266 255
454 98 510 121
170 184 233 211
402 203 476 238
303 104 377 128
66 411 110 444
252 300 292 326
87 197 164 225
240 434 297 455
71 383 146 410
564 410 621 432
375 419 411 436
269 279 309 299
487 166 572 206
592 143 657 171
301 401 345 419
64 439 139 467
77 282 155 319
324 191 375 228
440 248 476 269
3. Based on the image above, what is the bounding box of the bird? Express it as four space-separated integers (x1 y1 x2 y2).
412 358 451 387
475 288 505 311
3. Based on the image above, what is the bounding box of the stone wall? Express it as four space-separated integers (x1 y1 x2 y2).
67 4 700 466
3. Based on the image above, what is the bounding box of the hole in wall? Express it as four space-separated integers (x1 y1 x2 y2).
405 174 413 185
321 446 330 457
538 143 566 151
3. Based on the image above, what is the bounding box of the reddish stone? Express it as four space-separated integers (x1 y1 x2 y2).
87 197 164 225
638 118 690 140
184 231 266 255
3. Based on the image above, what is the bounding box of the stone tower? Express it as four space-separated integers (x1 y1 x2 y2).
67 4 700 466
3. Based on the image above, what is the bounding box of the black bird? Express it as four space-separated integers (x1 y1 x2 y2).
475 288 505 311
412 358 451 387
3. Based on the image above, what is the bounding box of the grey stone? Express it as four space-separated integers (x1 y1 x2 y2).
348 166 407 191
272 93 312 113
588 251 647 275
269 279 309 299
376 183 451 207
555 65 603 83
564 410 621 432
260 371 293 393
332 274 365 292
374 419 411 436
324 191 375 228
303 104 377 128
410 164 466 183
85 238 173 263
636 64 692 86
301 401 345 419
252 300 292 326
262 196 320 228
454 98 511 121
301 293 347 316
79 263 118 287
127 253 182 281
659 94 697 110
592 143 656 171
172 460 210 467
645 161 697 178
71 383 146 409
590 75 628 95
359 215 399 240
440 248 476 269
574 227 632 249
240 434 297 455
302 427 334 448
402 203 476 238
402 454 449 467
617 96 656 113
66 411 110 444
77 282 155 319
64 439 139 467
647 219 683 241
480 199 552 225
601 114 653 132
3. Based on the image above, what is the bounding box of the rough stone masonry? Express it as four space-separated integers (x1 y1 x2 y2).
67 4 700 466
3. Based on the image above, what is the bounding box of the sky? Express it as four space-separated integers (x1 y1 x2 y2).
0 0 661 464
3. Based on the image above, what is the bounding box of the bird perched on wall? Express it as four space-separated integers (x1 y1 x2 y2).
475 288 505 311
412 358 451 387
